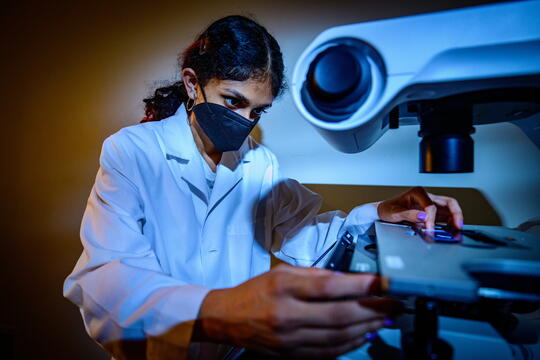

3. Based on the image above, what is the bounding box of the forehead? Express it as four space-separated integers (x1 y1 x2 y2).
207 78 274 106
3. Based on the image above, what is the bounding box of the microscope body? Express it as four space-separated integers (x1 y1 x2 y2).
291 0 540 171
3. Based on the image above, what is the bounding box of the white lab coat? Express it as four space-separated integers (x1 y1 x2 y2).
63 104 379 359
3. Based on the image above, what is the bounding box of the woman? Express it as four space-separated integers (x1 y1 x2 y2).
64 15 463 359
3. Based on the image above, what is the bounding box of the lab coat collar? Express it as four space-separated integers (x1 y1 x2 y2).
158 104 248 220
160 104 197 162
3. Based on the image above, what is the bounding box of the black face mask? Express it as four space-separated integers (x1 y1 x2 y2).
191 87 259 152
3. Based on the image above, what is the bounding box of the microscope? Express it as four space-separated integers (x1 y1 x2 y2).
291 0 540 173
292 1 540 359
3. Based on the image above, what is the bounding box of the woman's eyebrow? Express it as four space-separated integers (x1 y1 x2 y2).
223 88 272 108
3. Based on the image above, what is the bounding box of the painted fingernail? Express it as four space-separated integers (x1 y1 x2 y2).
367 276 383 295
383 318 395 327
459 221 464 228
364 331 378 341
417 212 427 221
333 271 344 275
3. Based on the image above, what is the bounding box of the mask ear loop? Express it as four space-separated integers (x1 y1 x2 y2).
198 83 216 117
185 74 205 113
186 97 195 112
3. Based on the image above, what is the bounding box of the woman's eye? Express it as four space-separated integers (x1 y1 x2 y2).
252 108 268 117
224 97 241 108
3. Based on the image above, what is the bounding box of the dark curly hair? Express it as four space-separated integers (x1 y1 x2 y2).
141 15 286 122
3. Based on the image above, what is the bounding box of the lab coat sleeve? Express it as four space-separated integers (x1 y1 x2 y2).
63 134 211 356
265 151 380 267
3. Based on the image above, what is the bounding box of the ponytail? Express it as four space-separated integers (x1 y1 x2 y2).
141 81 187 123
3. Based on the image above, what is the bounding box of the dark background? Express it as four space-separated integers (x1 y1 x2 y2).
1 1 513 358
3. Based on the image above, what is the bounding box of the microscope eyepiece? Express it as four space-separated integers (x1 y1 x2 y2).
301 41 376 122
308 47 361 101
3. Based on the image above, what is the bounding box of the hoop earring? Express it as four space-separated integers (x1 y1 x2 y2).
186 98 195 112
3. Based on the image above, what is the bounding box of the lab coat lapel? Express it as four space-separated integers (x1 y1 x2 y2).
206 145 246 219
156 105 209 223
179 155 209 206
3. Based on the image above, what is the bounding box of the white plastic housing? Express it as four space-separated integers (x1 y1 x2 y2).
291 1 540 153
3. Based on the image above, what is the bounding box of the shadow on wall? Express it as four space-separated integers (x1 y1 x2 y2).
304 184 502 226
255 100 501 225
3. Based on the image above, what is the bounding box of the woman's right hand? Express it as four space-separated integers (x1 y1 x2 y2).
194 264 400 359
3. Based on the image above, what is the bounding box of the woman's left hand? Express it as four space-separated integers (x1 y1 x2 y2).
377 186 464 230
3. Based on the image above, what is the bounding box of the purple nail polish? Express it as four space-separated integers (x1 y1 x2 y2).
364 331 378 341
417 212 427 221
459 221 464 228
383 318 395 327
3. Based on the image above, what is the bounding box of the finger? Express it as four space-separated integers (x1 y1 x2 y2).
272 263 332 276
430 195 464 229
359 297 404 317
281 319 384 349
407 187 436 229
424 204 437 230
388 208 428 224
284 272 383 300
408 186 434 209
287 299 387 328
